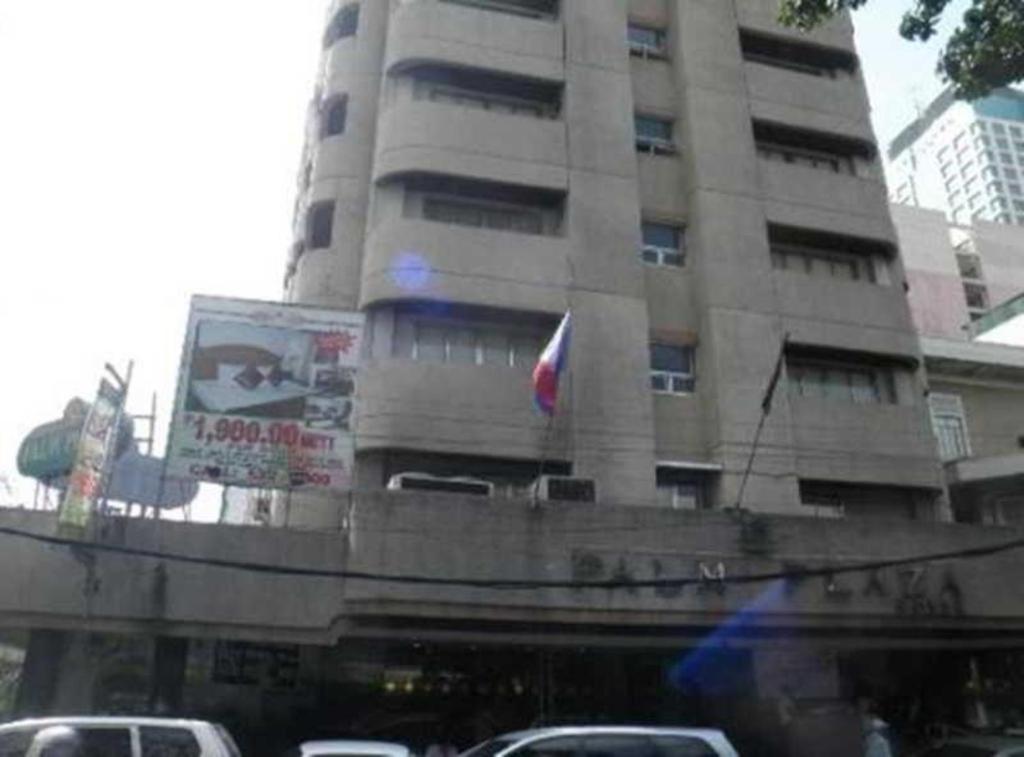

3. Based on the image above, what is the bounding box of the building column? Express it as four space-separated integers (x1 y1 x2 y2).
14 629 67 716
148 636 188 714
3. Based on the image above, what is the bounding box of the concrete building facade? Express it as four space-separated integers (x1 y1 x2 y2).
284 0 943 525
888 87 1024 227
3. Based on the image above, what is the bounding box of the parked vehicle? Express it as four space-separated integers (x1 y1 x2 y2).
461 727 739 757
916 733 1024 756
0 717 242 757
285 740 410 757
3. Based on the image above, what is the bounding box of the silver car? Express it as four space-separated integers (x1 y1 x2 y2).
461 727 738 757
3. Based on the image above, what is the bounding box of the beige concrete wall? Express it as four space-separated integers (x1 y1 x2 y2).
931 378 1024 459
1 506 1022 645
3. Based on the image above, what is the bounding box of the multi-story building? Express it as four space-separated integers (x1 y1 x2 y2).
8 3 1024 755
894 203 1024 526
888 87 1024 226
283 0 941 525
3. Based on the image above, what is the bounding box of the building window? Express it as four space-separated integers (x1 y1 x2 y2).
976 135 992 148
320 96 348 138
439 0 559 19
627 23 667 57
982 165 999 180
405 174 563 236
964 281 990 313
928 393 971 461
1006 167 1020 180
1011 125 1023 139
787 359 896 404
424 196 543 234
939 161 954 178
393 308 550 369
799 481 921 520
306 201 335 249
771 244 875 282
641 221 684 267
1000 152 1015 165
650 343 695 394
656 467 709 510
1010 183 1023 196
753 121 871 175
1015 199 1024 212
739 29 857 77
324 4 359 48
993 122 1007 135
996 137 1011 150
414 65 562 119
635 114 675 154
956 252 983 280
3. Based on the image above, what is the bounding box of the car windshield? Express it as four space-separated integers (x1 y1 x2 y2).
3 4 1024 757
461 737 518 757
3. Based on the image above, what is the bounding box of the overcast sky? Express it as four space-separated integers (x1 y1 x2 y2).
0 0 971 514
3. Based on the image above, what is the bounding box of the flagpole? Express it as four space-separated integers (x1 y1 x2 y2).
733 333 789 511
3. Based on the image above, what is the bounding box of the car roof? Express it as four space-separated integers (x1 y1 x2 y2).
299 741 409 756
0 717 214 732
498 727 729 741
944 735 1024 751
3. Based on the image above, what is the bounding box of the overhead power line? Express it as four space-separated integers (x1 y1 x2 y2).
0 524 1020 591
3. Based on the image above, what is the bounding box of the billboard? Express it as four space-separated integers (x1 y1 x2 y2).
59 379 128 532
167 295 364 491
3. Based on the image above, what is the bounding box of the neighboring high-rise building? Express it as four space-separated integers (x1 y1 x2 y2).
888 87 1024 226
283 0 943 526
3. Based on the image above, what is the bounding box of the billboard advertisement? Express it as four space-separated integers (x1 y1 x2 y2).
166 295 364 491
59 379 127 532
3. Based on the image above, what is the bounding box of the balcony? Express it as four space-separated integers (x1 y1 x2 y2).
374 98 568 191
360 216 570 313
735 0 855 52
745 62 871 138
758 160 892 241
789 397 943 490
357 358 566 458
386 0 564 84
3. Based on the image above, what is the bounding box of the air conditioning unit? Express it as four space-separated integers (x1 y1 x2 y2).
386 472 494 497
533 475 597 503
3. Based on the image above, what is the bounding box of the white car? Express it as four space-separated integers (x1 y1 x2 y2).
286 741 410 757
0 717 242 757
461 727 738 757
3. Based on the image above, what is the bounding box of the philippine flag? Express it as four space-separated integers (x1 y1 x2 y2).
532 312 571 416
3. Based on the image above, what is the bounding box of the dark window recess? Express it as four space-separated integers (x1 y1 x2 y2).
380 449 569 491
407 174 565 236
439 0 559 20
412 64 562 118
324 4 359 47
321 96 348 138
140 727 202 757
800 480 921 520
307 201 335 249
753 120 875 171
656 467 710 510
739 29 858 76
768 223 893 263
